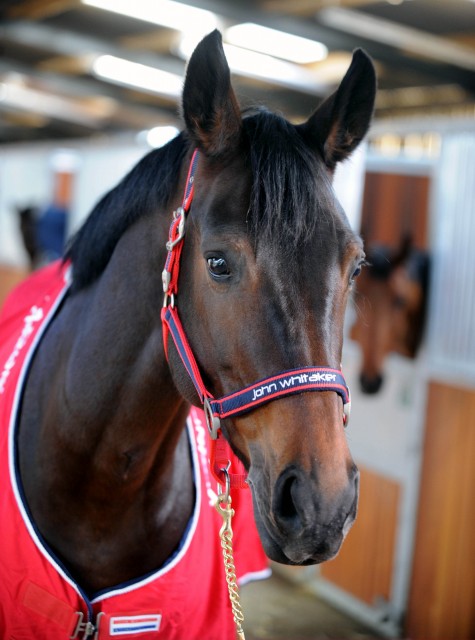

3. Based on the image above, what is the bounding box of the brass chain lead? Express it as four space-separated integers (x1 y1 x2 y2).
215 477 246 640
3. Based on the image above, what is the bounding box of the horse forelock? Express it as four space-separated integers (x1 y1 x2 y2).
242 110 335 250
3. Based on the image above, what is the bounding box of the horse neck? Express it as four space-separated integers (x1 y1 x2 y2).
33 210 189 494
16 207 198 591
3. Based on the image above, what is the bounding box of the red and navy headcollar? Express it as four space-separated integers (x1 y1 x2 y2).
161 150 351 484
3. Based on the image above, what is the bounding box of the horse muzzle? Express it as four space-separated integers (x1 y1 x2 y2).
359 371 384 394
249 463 359 565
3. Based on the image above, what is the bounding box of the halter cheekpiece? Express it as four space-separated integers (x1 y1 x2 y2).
161 150 351 481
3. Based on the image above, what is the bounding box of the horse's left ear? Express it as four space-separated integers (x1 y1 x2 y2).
182 30 242 157
298 49 376 171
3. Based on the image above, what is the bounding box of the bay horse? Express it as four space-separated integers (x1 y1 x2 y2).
0 30 376 639
352 238 430 393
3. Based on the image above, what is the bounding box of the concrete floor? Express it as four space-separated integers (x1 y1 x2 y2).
241 571 381 640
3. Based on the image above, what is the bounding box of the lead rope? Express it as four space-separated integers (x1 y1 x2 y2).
214 467 246 640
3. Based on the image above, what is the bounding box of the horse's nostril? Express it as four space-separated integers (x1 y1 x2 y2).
273 468 304 532
359 372 384 394
279 475 298 521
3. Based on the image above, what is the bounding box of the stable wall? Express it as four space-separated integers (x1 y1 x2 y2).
0 137 146 269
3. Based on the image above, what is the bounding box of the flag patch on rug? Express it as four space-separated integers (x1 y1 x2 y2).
110 614 162 635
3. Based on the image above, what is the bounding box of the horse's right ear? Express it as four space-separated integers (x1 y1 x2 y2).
182 30 242 158
298 49 376 171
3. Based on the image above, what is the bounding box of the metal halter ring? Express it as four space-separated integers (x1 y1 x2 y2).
219 462 231 503
204 397 221 439
343 388 351 426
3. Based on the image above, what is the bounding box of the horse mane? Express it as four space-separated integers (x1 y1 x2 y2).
66 133 189 292
67 109 332 291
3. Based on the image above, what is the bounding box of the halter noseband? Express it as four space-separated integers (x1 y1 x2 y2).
161 150 351 478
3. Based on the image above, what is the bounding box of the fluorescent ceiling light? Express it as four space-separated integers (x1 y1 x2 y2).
223 44 327 93
143 125 180 147
82 0 219 35
222 44 308 84
83 0 329 94
178 40 329 94
92 55 183 98
226 23 327 64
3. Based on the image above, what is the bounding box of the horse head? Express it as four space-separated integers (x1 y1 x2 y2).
167 31 376 565
353 237 430 394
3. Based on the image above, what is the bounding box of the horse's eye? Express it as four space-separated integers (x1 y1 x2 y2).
207 256 230 278
393 295 406 309
350 262 364 283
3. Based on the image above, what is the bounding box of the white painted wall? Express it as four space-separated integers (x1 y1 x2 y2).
70 143 147 236
0 147 52 267
0 137 148 267
333 143 367 233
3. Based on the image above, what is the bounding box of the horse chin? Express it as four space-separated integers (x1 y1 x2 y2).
256 521 345 566
251 507 352 567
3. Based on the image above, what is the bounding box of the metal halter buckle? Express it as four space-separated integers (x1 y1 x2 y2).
165 207 186 251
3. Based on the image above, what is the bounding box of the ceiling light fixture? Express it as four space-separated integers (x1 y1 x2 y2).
92 55 183 98
222 44 315 87
225 23 327 64
140 125 180 148
177 40 329 94
82 0 219 36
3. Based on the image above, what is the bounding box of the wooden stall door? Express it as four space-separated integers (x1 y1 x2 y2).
406 381 475 640
360 171 429 251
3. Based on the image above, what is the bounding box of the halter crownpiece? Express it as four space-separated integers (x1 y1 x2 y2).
161 149 351 465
